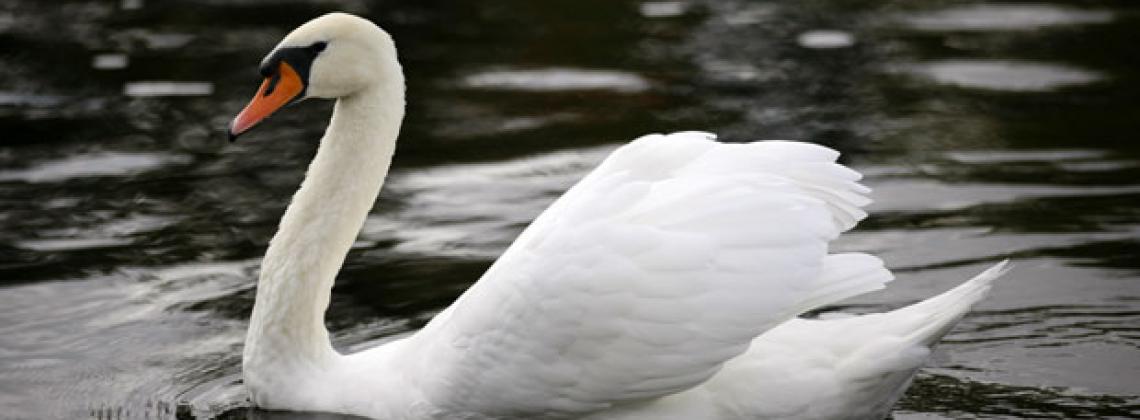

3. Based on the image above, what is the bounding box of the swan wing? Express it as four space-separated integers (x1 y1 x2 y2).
407 132 892 417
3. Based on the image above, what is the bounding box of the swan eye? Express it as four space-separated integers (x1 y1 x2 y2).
258 42 328 78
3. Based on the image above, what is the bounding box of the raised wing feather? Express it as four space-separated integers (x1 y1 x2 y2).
406 132 889 418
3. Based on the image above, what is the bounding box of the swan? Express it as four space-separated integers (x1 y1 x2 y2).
227 13 1010 420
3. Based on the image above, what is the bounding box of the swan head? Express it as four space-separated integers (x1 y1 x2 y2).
228 13 399 141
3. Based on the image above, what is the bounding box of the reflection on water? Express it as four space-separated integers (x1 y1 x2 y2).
92 53 129 70
0 0 1138 419
0 152 191 182
894 60 1103 92
462 68 652 93
900 3 1114 32
0 92 66 107
638 1 688 19
124 81 215 97
795 30 856 49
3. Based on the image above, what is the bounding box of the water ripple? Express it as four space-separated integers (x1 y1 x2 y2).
461 68 652 93
891 60 1104 92
900 4 1113 32
0 152 191 183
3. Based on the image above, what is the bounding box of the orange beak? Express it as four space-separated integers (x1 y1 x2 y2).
228 61 305 141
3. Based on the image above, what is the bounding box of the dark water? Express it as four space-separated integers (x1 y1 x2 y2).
1 0 1138 418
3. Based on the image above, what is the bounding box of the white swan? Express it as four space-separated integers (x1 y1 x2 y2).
227 13 1010 420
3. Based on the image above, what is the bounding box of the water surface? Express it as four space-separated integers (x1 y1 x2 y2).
1 0 1138 418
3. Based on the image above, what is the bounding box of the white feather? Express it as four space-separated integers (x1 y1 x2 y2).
588 262 1011 420
402 132 891 418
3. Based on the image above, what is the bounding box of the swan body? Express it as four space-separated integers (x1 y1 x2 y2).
228 13 1009 420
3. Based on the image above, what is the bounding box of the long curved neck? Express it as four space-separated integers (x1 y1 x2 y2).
245 76 405 367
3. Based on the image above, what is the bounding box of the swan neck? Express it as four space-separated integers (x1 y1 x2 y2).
246 79 405 367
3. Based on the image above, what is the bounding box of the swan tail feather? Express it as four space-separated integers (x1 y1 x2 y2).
893 260 1012 348
794 253 895 316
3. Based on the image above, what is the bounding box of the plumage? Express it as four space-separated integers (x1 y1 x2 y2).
587 261 1011 420
402 132 893 418
229 13 1011 420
